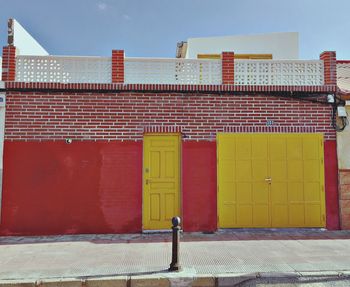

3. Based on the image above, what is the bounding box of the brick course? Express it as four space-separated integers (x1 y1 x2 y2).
5 92 336 141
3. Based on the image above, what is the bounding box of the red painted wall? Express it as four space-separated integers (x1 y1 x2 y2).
0 139 340 235
182 141 217 232
324 140 340 230
0 141 142 235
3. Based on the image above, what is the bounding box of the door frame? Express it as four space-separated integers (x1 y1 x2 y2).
142 133 182 231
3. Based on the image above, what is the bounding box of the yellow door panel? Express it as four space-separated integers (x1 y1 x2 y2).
288 181 305 202
143 134 180 230
271 182 288 203
289 204 305 226
252 135 268 159
270 136 287 160
303 135 320 160
218 133 325 228
305 204 322 226
288 160 304 181
304 183 321 201
271 204 289 227
236 161 251 181
150 194 160 220
236 136 252 160
287 137 303 160
165 193 175 220
254 205 270 227
237 183 251 203
271 161 287 181
150 151 160 178
304 160 321 181
221 204 237 227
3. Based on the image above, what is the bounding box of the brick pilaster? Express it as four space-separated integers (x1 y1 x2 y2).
112 50 124 83
2 45 16 81
320 51 337 85
222 51 234 85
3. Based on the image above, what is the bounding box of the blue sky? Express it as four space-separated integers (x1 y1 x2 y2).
0 0 349 59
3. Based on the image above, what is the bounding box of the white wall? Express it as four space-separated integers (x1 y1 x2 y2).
185 32 299 60
13 19 48 56
337 104 350 170
337 63 350 93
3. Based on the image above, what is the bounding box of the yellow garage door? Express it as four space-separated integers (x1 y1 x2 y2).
217 133 325 228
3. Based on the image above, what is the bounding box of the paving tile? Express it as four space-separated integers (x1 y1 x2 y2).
1 231 350 281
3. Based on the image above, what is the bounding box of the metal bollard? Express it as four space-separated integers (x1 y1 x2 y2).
168 216 181 272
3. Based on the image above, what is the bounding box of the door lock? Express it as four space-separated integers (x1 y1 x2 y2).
265 177 272 184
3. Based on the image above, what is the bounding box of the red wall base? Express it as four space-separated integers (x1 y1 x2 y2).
324 140 340 230
0 141 143 235
0 139 339 235
182 141 217 232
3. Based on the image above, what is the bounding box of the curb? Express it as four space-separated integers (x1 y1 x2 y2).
1 272 350 287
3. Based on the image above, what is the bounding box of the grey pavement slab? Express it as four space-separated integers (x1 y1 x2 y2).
1 234 350 281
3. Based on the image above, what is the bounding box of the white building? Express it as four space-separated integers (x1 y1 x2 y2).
177 32 299 60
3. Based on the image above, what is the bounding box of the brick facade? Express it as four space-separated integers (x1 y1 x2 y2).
0 44 342 233
5 91 336 141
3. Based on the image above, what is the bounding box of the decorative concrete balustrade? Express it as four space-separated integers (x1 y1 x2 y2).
5 50 337 86
234 59 324 86
124 57 222 85
16 56 112 84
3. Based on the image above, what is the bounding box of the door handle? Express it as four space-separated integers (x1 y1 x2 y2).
146 179 152 185
265 177 272 184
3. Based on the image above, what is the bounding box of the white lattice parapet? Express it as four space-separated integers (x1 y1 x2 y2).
234 59 324 86
14 55 326 86
16 55 111 83
124 57 222 84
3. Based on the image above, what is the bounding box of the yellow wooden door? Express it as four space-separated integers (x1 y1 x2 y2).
269 134 325 227
218 133 325 228
143 134 180 230
218 134 270 227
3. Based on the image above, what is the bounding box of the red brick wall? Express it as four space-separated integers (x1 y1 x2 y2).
1 46 16 81
222 52 234 84
320 51 337 85
112 50 124 83
4 92 336 141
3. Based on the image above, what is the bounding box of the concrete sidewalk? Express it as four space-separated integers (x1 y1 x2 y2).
1 230 350 286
